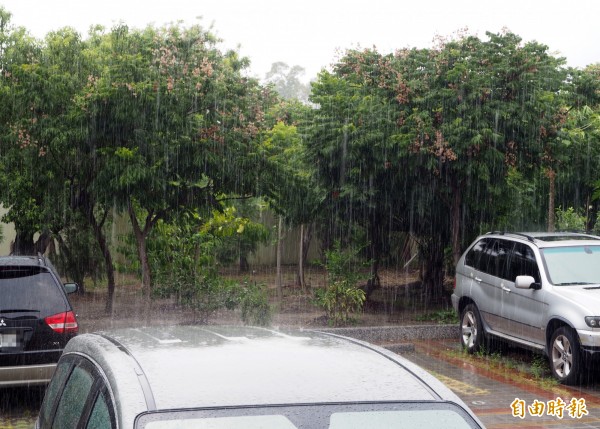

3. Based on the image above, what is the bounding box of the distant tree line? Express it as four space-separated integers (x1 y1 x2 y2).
1 7 599 313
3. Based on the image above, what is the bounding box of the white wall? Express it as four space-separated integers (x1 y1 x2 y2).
0 206 16 256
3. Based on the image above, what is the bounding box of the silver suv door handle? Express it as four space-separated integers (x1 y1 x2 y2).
502 285 511 293
474 277 482 282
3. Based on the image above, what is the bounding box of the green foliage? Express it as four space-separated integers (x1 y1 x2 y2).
239 282 272 326
314 243 367 326
149 214 239 323
211 200 271 269
147 206 274 323
415 309 459 324
0 10 599 316
555 207 587 232
54 214 106 290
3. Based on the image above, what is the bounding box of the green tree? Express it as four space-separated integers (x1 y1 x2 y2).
308 52 409 296
558 65 600 230
0 10 72 255
307 31 568 300
260 100 325 289
72 22 276 304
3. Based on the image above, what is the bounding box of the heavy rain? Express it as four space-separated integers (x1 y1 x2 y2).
0 0 600 428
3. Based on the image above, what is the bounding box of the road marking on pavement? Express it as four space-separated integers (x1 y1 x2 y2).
429 371 489 396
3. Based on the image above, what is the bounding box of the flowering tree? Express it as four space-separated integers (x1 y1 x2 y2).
73 23 276 305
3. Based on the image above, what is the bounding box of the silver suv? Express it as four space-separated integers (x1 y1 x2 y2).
452 232 600 385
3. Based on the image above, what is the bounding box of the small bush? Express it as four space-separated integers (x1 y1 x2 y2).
314 242 367 326
415 309 458 324
555 207 586 232
240 282 272 326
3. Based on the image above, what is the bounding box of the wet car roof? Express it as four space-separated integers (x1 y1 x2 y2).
0 255 47 266
63 325 461 425
485 232 600 248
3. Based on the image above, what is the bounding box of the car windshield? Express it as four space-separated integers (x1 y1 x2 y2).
135 402 481 429
541 246 600 285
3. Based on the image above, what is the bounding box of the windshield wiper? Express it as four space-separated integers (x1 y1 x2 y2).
555 282 596 286
0 309 40 313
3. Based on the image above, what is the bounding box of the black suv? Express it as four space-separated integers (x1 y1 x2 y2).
0 255 78 387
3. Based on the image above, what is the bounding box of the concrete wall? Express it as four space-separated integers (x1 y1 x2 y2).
247 211 321 266
0 206 16 256
0 205 320 266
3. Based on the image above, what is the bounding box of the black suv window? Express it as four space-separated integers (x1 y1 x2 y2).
0 268 66 316
508 242 540 282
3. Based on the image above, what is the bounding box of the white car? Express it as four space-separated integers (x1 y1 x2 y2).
36 325 483 428
452 231 600 385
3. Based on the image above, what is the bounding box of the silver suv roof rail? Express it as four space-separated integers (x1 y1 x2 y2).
487 231 535 242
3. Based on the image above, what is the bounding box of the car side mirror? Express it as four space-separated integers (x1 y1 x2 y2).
64 282 79 294
515 275 541 290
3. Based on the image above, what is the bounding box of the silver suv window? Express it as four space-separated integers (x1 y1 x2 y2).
465 238 540 282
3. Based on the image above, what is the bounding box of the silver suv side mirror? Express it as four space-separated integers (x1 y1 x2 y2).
515 275 541 290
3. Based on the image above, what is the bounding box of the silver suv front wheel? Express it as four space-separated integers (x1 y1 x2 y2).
550 326 581 385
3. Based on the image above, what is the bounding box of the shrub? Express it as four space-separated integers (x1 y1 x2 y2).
240 282 272 326
555 207 586 232
315 242 367 326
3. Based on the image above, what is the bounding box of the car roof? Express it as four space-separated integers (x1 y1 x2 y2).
0 255 49 267
483 231 600 248
63 326 465 425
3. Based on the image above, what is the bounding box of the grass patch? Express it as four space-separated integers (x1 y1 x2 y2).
447 347 566 395
415 309 458 324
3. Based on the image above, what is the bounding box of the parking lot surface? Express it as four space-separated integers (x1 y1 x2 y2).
403 339 600 428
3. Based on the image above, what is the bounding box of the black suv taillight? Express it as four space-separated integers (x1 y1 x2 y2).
45 311 78 334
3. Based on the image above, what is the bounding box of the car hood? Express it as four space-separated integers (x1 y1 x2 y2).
553 285 600 314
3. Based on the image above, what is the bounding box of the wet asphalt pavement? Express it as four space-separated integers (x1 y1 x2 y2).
400 338 600 428
0 385 44 428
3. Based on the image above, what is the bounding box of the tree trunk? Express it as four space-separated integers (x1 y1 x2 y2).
239 254 250 273
297 224 305 288
11 230 35 255
365 211 382 300
451 184 463 266
297 223 313 290
301 223 314 290
127 202 153 300
420 239 445 306
34 231 54 255
547 168 556 232
276 216 284 300
88 216 115 315
55 234 86 294
75 193 115 314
